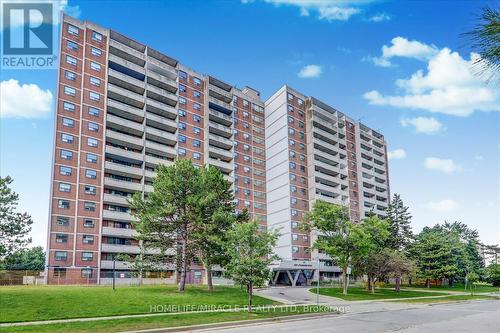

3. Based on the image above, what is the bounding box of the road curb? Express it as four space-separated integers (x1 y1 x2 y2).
120 312 340 333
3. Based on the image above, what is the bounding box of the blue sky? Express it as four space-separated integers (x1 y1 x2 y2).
0 0 498 248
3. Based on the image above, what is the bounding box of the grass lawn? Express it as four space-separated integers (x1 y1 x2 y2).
398 284 499 293
0 306 336 333
391 294 500 304
311 287 448 301
0 285 276 323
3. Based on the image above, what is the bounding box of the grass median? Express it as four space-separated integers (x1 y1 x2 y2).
310 286 449 301
0 285 276 323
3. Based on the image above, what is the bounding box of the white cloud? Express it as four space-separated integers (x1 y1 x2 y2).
425 199 459 212
424 157 461 174
368 13 390 22
298 64 322 78
0 79 53 118
388 149 406 160
368 37 438 67
243 0 368 21
401 116 444 134
364 39 500 117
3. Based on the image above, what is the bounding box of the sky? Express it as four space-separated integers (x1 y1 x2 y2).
0 0 499 249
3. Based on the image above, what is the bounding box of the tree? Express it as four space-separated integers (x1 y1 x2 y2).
466 6 500 84
224 220 279 312
0 176 33 259
466 272 479 295
385 250 417 292
302 200 371 295
386 194 413 252
2 246 45 271
130 159 201 292
193 165 237 291
485 264 500 287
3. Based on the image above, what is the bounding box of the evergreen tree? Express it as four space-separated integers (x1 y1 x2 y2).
386 194 413 251
2 246 45 271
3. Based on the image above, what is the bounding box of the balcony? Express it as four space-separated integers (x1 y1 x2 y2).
109 39 146 66
106 113 144 137
209 134 233 150
209 121 232 138
313 126 338 144
103 193 129 206
100 260 132 270
107 83 145 109
104 177 142 193
208 145 233 162
146 98 177 119
145 112 177 133
107 98 144 123
101 243 140 254
147 56 177 78
145 140 177 158
108 54 146 76
208 158 233 174
105 145 143 164
144 169 156 181
313 137 338 156
108 68 146 95
208 83 232 103
146 84 178 107
144 184 153 193
147 70 177 93
102 208 136 223
209 108 233 126
145 126 177 146
102 226 138 238
145 154 173 169
208 96 232 114
106 129 143 150
104 161 143 179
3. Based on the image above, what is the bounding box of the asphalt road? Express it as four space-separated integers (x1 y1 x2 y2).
194 299 500 333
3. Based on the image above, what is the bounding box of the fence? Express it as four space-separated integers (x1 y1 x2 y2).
0 270 45 286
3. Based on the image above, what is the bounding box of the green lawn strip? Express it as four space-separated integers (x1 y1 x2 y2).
0 285 276 323
0 306 338 333
311 287 449 301
388 284 499 293
390 295 500 304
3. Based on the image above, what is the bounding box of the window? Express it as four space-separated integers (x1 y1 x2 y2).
56 233 68 243
178 122 186 131
58 199 70 209
83 219 94 228
292 246 299 253
178 109 186 117
292 234 298 241
66 55 77 66
60 166 72 176
288 105 294 113
179 70 187 80
81 269 93 278
91 47 102 57
178 135 186 143
297 98 303 106
193 115 201 122
193 103 201 110
55 251 68 261
87 138 98 147
193 127 201 135
179 97 186 105
193 152 201 160
65 70 76 81
83 235 94 244
291 209 298 217
289 162 296 169
81 252 93 261
86 153 97 163
63 101 75 112
59 183 71 192
178 148 186 156
57 216 69 226
292 221 298 229
88 107 100 117
193 90 201 99
193 77 201 85
85 185 96 195
92 31 102 42
60 149 72 160
89 76 100 86
193 139 201 148
179 84 186 92
88 122 99 132
289 139 295 146
90 61 101 72
85 169 97 179
288 93 294 101
66 35 78 48
243 99 249 107
291 197 298 205
84 202 96 212
89 91 100 101
64 86 76 96
67 24 79 35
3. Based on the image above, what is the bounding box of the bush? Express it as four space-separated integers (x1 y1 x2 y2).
485 264 500 287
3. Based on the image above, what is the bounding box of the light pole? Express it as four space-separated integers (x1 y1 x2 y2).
316 255 320 306
112 257 116 291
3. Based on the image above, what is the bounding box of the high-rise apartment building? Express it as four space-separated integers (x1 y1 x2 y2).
47 15 389 285
46 15 267 284
265 86 390 285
